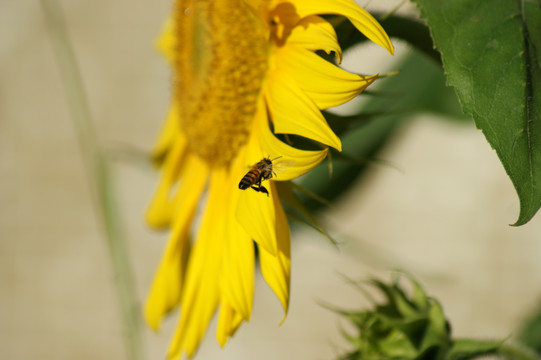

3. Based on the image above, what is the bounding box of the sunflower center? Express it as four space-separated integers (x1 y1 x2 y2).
173 0 269 167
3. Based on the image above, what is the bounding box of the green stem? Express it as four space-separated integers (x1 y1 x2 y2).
40 2 145 360
498 343 541 360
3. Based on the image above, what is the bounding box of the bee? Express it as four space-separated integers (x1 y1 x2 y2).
238 156 282 197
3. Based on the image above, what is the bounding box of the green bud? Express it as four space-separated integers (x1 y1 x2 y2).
330 273 504 360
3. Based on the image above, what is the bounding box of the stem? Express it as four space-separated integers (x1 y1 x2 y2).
498 342 541 360
40 2 145 360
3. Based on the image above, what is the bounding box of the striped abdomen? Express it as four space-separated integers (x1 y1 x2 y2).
238 170 261 190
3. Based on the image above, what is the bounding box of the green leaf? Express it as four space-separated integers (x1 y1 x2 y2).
411 0 541 225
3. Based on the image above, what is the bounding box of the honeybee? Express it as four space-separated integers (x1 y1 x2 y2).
238 156 282 197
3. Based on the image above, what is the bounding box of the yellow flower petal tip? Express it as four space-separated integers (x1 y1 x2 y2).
145 206 170 229
144 0 392 357
144 306 161 333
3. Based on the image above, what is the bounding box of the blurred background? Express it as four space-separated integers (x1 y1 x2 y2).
2 0 541 359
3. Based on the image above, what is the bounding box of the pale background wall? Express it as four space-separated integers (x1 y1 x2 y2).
2 1 541 359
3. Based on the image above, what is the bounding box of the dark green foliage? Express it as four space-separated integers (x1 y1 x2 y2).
412 0 541 225
518 302 541 354
330 274 503 360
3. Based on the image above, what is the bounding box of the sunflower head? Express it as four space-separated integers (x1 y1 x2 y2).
170 0 270 167
145 0 394 358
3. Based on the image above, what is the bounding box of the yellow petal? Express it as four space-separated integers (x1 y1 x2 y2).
152 102 181 165
168 169 229 359
146 151 203 228
232 134 291 318
144 225 190 332
169 155 209 218
279 0 394 54
216 303 234 347
258 109 329 181
219 232 254 321
278 47 378 109
269 6 342 60
235 134 280 255
220 164 255 321
145 135 186 228
258 181 291 319
285 15 342 62
216 301 244 347
157 15 177 63
236 176 278 256
144 155 208 332
265 70 342 150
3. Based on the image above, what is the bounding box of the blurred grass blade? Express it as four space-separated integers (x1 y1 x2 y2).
288 181 335 208
277 181 338 246
325 109 408 136
41 1 145 359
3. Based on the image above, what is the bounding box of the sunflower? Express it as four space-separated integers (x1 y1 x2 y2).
144 0 393 358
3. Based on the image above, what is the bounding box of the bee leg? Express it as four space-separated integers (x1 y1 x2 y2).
250 185 270 197
259 185 269 197
258 178 269 197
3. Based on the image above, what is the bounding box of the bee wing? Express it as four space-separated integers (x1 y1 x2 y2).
272 159 295 176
